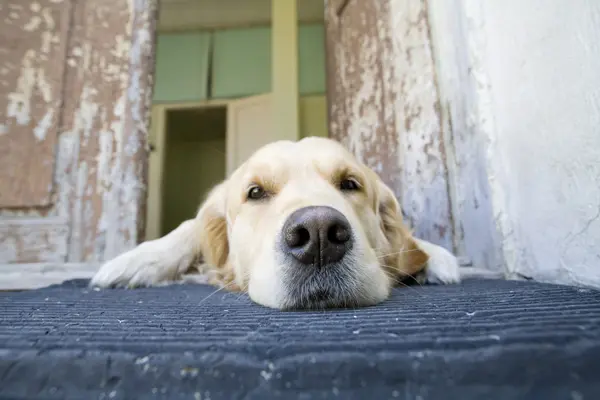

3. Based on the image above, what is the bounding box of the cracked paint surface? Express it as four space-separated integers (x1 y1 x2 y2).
428 0 600 288
1 0 158 264
477 1 600 288
0 0 70 208
326 0 454 251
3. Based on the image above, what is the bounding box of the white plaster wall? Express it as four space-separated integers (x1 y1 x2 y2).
440 0 600 287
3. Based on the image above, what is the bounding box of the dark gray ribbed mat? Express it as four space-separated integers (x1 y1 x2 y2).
1 279 600 399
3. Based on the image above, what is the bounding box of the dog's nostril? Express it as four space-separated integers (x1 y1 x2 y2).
328 224 350 244
286 227 310 248
281 206 353 267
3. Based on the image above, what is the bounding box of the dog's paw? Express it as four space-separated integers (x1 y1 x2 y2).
414 238 461 285
90 242 180 289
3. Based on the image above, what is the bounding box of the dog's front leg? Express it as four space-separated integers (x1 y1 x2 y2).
413 238 461 284
90 219 200 288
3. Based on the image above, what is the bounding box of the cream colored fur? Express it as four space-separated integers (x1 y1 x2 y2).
91 137 461 309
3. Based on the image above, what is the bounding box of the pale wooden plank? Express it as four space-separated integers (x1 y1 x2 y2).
426 0 503 272
59 0 159 262
0 218 69 263
0 0 72 207
325 0 455 251
0 262 99 290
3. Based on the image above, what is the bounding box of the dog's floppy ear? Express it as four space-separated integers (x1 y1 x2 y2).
376 179 429 281
194 181 237 285
195 181 229 267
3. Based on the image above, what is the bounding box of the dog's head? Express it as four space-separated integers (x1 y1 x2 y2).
196 137 428 309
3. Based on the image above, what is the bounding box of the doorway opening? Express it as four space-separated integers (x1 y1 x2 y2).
162 106 226 236
145 95 276 241
146 104 227 240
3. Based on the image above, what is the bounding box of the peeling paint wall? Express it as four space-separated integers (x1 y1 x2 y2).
426 0 503 272
0 0 158 265
429 0 600 287
326 0 600 288
60 0 158 262
0 0 71 208
326 0 454 251
0 218 68 263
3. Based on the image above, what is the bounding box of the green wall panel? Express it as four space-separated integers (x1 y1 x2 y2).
153 32 211 103
211 27 272 99
211 24 325 99
298 24 326 95
154 24 326 102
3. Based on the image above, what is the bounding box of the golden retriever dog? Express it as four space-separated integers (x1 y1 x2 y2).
91 137 461 309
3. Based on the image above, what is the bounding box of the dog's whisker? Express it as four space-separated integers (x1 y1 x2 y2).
387 270 424 287
197 280 239 305
388 277 425 297
378 264 425 294
391 269 425 286
234 283 250 301
393 280 425 297
376 248 424 259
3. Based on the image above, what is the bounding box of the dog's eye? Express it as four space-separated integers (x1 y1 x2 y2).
339 178 360 191
247 185 267 200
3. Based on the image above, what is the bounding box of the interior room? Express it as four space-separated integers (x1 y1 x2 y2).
160 106 226 236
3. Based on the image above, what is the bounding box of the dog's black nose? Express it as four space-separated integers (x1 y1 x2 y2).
281 206 353 267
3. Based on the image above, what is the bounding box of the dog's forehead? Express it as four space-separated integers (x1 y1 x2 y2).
249 137 355 166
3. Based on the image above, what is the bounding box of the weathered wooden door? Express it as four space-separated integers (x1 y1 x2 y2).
0 0 158 288
226 93 274 176
325 0 456 253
